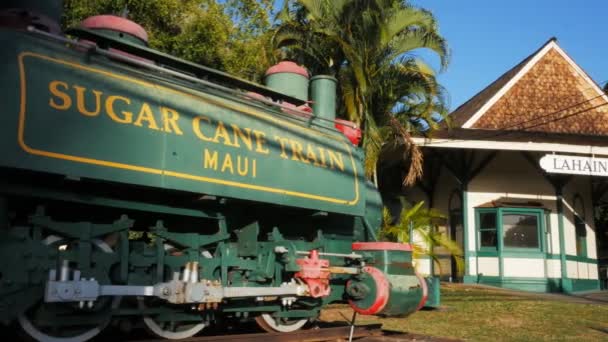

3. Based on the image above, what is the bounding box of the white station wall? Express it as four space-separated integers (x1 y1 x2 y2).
407 150 598 281
468 151 555 279
466 151 597 280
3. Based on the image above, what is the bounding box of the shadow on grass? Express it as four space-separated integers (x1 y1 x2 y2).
443 296 537 303
589 326 608 335
567 294 608 304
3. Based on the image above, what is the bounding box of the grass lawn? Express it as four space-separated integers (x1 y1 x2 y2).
320 283 608 341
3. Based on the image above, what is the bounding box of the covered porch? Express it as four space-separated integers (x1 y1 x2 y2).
406 130 607 293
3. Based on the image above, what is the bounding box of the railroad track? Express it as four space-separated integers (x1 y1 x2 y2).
128 324 461 342
0 321 460 341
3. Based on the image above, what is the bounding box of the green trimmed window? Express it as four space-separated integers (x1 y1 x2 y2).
572 194 587 258
478 211 498 249
476 208 545 253
574 215 587 257
503 213 540 248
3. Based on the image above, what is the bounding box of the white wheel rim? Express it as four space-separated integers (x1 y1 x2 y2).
18 236 117 342
259 314 308 333
138 298 206 340
18 315 106 342
142 316 206 340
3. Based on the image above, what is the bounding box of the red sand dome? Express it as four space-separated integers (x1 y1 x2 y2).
81 15 148 44
265 61 309 78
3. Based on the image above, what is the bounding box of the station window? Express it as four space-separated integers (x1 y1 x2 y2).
476 208 544 252
574 215 587 257
572 194 587 258
503 213 540 249
478 211 498 249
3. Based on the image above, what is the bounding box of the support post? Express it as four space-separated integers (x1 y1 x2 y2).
462 183 470 280
440 150 496 283
555 186 570 292
347 311 357 342
408 221 414 245
419 152 443 277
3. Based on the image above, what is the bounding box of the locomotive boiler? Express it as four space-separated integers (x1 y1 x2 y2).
0 1 427 341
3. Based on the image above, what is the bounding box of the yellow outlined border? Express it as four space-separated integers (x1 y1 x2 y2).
17 52 361 206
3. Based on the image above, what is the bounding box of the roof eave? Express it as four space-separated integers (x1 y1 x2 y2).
412 136 608 155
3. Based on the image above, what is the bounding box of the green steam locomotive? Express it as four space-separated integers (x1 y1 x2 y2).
0 1 427 341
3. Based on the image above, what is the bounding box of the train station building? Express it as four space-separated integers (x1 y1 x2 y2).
405 38 607 293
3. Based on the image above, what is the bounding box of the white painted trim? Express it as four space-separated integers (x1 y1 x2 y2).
476 193 558 201
461 41 608 128
461 41 557 128
412 136 608 156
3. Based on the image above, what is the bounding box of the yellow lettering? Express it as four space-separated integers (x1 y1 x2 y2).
231 125 253 150
193 116 214 142
306 144 318 165
275 136 290 159
105 95 133 124
221 153 234 174
290 140 309 163
203 149 219 170
237 156 249 176
213 122 237 147
49 81 71 110
253 130 269 155
74 85 102 117
133 103 159 130
252 159 257 178
327 150 345 171
316 147 328 168
161 107 184 135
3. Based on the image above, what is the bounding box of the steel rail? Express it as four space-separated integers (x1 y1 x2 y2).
129 324 383 342
126 324 463 342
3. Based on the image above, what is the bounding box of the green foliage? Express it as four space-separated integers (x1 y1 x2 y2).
379 199 463 276
273 0 450 183
62 0 274 81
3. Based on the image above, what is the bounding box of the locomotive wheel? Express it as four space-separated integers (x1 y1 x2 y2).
137 242 206 339
18 236 119 342
255 314 308 333
138 298 206 340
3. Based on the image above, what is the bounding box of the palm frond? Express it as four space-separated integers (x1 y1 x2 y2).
272 0 450 185
379 199 464 276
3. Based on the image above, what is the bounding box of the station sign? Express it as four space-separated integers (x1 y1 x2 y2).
539 154 608 177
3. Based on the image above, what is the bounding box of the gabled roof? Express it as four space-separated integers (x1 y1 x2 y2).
448 38 608 135
447 40 544 128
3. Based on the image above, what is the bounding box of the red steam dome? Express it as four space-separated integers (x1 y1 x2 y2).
265 61 309 78
81 15 148 45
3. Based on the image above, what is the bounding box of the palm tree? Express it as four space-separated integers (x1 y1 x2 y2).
272 0 450 185
380 200 464 276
